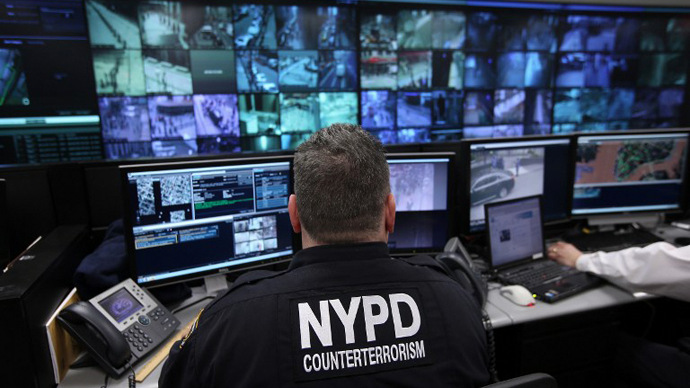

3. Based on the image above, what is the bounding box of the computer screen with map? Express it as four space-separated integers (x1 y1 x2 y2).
460 136 573 234
120 156 294 287
386 153 453 254
572 131 689 216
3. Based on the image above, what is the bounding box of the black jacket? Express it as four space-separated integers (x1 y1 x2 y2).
159 242 490 387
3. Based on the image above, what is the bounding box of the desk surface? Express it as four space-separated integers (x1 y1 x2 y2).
59 223 687 387
487 282 651 328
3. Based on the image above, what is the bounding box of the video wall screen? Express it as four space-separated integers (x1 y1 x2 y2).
3 0 688 163
86 1 358 159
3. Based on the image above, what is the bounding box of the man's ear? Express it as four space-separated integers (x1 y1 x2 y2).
288 194 301 233
385 193 396 234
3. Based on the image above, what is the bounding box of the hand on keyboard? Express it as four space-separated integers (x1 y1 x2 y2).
546 241 582 268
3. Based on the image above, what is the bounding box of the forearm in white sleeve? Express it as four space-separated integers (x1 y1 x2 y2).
575 242 690 302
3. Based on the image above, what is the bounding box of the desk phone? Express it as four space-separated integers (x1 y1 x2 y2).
58 279 179 378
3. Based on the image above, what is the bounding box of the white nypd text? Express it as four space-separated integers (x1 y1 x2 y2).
297 292 426 373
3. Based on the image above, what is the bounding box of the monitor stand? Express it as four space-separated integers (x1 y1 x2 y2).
204 273 229 296
587 213 662 230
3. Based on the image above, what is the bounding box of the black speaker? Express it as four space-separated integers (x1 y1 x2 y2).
0 225 91 388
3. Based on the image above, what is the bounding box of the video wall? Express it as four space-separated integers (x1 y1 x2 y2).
88 2 358 158
2 0 690 162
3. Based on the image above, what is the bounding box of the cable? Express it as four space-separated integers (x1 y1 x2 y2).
482 311 499 383
101 374 109 388
128 362 137 388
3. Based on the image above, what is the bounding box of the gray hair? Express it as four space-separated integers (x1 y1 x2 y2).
294 123 390 244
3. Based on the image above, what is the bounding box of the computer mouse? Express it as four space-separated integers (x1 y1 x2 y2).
499 285 536 307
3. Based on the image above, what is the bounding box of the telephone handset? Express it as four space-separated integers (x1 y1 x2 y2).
58 279 180 378
436 237 488 309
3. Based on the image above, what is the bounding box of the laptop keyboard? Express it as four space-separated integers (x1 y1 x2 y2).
500 261 576 289
565 229 662 252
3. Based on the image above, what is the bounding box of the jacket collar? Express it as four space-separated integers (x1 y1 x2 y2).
289 242 390 270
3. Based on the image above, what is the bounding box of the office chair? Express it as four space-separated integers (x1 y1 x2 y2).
481 373 558 388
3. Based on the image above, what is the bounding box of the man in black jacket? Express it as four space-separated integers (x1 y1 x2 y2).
159 123 489 387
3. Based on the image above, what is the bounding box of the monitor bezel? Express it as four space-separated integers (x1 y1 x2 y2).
119 155 297 288
385 151 457 255
570 128 690 219
457 134 575 236
484 194 546 272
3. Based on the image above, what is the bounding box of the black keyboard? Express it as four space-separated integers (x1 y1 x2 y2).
500 261 576 289
565 229 662 252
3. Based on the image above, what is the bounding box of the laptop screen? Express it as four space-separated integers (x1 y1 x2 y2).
486 196 545 268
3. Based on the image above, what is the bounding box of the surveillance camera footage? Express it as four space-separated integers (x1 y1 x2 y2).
276 6 319 49
398 51 431 89
143 49 192 95
138 1 189 49
236 50 278 93
360 12 397 50
319 51 357 90
86 0 142 49
397 10 432 49
432 51 464 89
92 49 146 96
99 96 151 142
280 93 320 134
432 11 465 49
319 92 357 128
361 90 396 129
233 5 277 49
316 7 357 49
360 50 397 89
238 93 279 136
432 91 463 127
464 91 493 126
279 50 318 92
60 0 690 161
397 91 431 127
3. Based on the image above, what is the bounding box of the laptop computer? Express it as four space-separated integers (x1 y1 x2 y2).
485 195 601 303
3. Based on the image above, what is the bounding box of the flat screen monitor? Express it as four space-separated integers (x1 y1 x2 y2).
386 152 454 254
572 130 689 217
460 135 573 234
121 156 294 287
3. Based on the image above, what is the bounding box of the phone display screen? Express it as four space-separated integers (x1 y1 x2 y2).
98 288 144 323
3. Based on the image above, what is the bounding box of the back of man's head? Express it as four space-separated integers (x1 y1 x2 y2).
294 123 390 244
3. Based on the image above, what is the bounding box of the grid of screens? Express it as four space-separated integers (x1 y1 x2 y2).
87 2 358 159
387 155 450 252
122 159 293 286
572 132 689 215
0 1 687 164
465 137 571 233
83 1 690 160
359 8 690 144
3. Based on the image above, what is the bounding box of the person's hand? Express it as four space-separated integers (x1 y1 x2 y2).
547 241 582 268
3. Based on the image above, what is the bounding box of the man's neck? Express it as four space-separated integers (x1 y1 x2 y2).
301 231 387 249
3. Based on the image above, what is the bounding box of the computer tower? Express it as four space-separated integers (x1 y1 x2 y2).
0 225 91 388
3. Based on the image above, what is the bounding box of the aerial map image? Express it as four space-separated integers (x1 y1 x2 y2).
576 138 687 184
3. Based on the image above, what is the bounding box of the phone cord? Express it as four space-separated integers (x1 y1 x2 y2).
483 311 499 383
128 363 136 388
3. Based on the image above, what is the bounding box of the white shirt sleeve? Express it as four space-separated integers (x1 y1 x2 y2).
575 242 690 302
